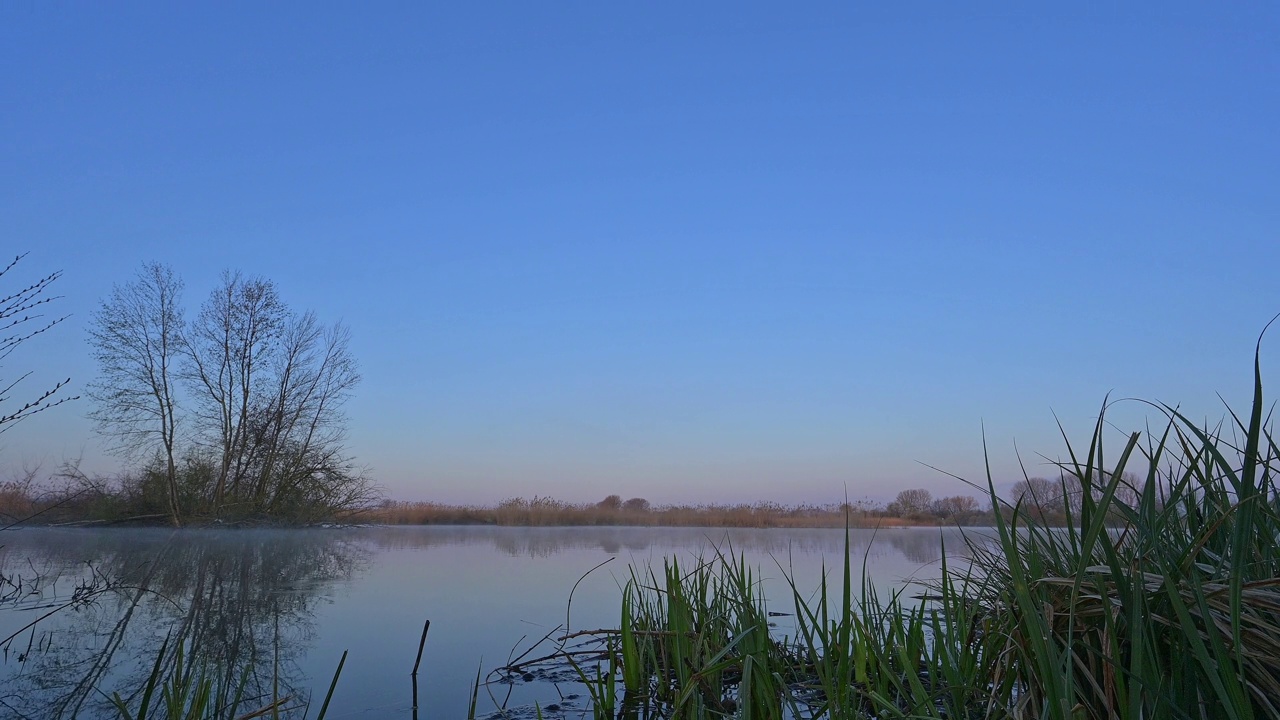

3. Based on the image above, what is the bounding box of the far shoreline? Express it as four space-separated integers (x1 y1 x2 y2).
9 492 1082 530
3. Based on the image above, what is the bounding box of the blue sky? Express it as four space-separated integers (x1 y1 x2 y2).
2 4 1278 505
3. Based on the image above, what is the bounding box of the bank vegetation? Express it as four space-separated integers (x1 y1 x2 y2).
362 495 993 528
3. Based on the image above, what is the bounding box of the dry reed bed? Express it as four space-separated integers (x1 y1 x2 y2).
359 499 932 528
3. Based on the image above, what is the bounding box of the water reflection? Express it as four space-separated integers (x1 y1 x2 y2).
0 525 981 719
358 525 975 566
0 529 369 720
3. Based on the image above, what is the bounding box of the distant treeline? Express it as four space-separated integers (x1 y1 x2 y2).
360 492 998 528
362 474 1143 529
4 470 1136 529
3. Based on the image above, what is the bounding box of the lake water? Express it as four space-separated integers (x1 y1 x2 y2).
0 525 972 719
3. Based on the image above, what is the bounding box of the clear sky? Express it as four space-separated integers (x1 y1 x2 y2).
2 4 1278 506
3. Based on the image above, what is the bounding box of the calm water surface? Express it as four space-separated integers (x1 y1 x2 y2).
0 526 971 719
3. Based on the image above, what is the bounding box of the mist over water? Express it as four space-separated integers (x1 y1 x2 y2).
0 526 971 719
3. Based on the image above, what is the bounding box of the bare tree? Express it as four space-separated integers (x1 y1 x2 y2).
87 263 185 526
1059 469 1143 511
248 312 365 516
0 253 76 430
887 488 932 517
1009 474 1087 517
90 265 373 521
931 495 980 521
1112 471 1143 508
182 276 370 518
623 497 651 512
182 272 285 513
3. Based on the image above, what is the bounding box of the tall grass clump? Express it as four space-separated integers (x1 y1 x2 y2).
534 535 1007 719
603 554 786 718
969 331 1280 720
782 535 1011 719
108 636 346 720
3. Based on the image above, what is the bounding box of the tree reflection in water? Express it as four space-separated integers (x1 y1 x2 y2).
0 529 369 720
358 525 977 566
